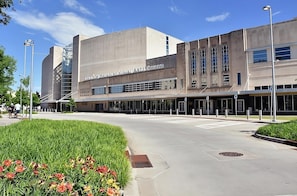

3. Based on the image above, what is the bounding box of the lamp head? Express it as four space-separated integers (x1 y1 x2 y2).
263 5 271 11
24 39 34 46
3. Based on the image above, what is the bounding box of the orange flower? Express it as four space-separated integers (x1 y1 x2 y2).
41 163 48 169
33 170 39 175
109 170 117 178
15 160 23 165
96 165 108 174
87 194 93 196
0 166 3 173
15 165 25 173
56 183 67 193
3 159 12 167
106 188 115 196
5 172 15 180
54 173 65 181
65 182 73 192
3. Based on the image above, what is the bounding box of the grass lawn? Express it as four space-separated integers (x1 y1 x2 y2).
256 120 297 141
0 119 131 195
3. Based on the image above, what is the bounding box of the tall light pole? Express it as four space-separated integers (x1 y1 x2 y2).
263 5 276 122
21 43 27 118
24 39 34 120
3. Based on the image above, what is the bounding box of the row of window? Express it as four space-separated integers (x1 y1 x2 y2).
92 78 177 95
190 45 229 75
255 84 297 90
253 46 291 63
191 73 242 88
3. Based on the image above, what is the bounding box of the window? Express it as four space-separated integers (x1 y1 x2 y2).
109 85 124 94
237 73 241 85
191 80 197 88
166 36 169 55
92 86 106 95
190 51 197 75
275 46 290 61
222 45 229 71
200 49 206 74
211 47 217 72
223 74 229 85
253 50 267 63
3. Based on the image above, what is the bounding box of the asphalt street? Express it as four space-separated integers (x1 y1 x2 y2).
1 112 297 196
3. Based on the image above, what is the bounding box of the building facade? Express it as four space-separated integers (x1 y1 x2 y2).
41 19 297 115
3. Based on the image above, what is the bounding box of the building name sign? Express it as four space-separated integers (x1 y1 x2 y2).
146 63 165 70
84 63 165 81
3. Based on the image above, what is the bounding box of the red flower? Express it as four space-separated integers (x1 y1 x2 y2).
5 172 15 180
41 163 48 169
0 166 3 173
3 159 12 167
54 173 65 181
96 165 109 174
65 182 73 192
15 165 25 173
56 183 67 193
109 170 117 178
15 160 23 165
33 170 39 175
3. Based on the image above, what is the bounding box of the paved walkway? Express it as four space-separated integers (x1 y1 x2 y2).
0 113 23 126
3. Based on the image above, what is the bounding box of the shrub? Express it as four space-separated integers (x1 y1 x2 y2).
0 119 131 195
256 120 297 141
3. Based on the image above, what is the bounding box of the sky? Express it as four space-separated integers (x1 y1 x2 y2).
0 0 296 94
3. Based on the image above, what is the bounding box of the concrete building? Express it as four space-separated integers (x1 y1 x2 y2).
41 19 297 115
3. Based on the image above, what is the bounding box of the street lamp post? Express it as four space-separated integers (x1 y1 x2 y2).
263 5 277 122
24 39 34 120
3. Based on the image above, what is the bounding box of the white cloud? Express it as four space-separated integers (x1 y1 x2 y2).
169 4 186 15
63 0 94 16
206 12 230 22
273 11 281 16
96 0 106 7
9 10 105 46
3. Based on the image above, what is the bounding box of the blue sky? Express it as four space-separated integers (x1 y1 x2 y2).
0 0 296 93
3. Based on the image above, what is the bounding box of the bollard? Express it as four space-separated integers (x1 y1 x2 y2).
176 109 179 115
259 110 262 120
225 109 228 118
170 109 172 115
199 109 202 117
192 109 195 116
216 109 219 117
246 109 250 120
149 109 151 115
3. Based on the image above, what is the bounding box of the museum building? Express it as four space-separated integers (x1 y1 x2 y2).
41 18 297 115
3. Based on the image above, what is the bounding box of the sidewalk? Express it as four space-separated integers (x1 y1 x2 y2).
0 113 22 126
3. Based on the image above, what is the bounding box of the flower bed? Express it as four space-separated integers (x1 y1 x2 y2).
0 119 130 195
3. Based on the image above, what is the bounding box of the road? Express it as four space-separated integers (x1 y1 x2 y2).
32 112 297 196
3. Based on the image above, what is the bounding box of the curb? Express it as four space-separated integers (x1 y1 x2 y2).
253 133 297 147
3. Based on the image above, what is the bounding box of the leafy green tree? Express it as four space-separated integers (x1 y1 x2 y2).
32 92 40 106
0 0 21 25
0 0 14 25
66 98 76 112
0 47 16 103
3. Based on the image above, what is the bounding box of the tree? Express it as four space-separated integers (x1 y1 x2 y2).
66 98 76 112
0 0 15 25
0 47 16 103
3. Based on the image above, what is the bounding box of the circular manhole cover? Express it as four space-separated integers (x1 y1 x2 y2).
219 152 243 157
